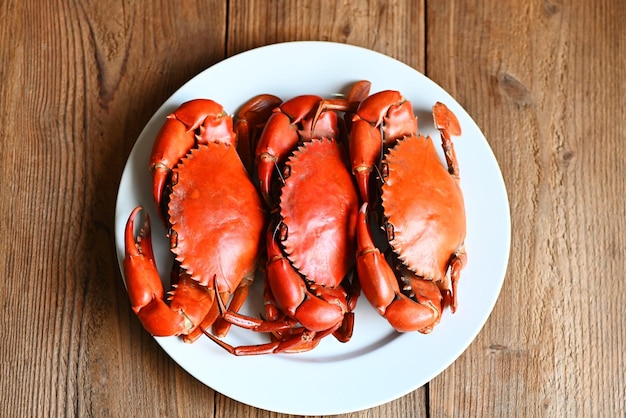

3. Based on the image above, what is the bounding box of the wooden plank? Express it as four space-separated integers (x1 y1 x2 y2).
0 1 227 417
426 0 626 416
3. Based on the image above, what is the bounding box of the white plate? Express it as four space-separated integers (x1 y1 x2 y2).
115 41 510 415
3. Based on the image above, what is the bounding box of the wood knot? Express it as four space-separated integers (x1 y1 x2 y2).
543 0 562 16
498 72 533 108
341 23 352 38
561 150 574 164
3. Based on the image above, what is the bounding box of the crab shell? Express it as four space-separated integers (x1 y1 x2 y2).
279 138 359 287
381 134 466 283
168 142 266 292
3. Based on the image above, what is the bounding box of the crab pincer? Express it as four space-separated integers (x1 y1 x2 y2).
124 207 214 337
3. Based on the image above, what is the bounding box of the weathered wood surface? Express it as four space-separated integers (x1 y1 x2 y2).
0 0 623 416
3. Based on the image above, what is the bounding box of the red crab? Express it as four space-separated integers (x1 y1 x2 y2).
124 97 276 342
208 85 370 354
349 90 467 333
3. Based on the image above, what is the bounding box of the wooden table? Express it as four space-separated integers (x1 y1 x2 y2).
1 1 624 416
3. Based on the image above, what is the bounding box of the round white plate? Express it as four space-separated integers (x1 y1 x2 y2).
115 41 510 415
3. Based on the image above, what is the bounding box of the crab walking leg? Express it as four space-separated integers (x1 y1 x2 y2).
206 229 354 355
433 101 462 180
447 248 467 313
182 275 255 343
207 325 339 356
124 207 213 337
206 286 336 355
211 273 255 337
355 204 441 333
214 229 347 334
432 101 465 309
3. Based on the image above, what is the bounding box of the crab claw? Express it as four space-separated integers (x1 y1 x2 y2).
349 90 419 203
355 203 441 333
149 99 236 218
150 118 195 216
255 95 343 205
255 110 301 205
124 207 188 335
124 207 214 337
348 118 382 203
346 80 372 103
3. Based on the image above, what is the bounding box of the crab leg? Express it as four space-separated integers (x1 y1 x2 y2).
207 325 338 355
433 102 462 180
124 207 213 337
346 80 372 103
206 225 356 354
432 101 465 309
149 99 236 217
255 95 342 204
348 118 382 203
234 94 283 173
211 273 256 338
355 203 442 333
217 228 348 334
149 118 194 217
210 283 342 355
348 90 418 203
446 247 467 313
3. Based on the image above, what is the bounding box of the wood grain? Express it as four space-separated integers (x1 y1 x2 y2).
428 0 626 416
227 0 425 71
1 1 228 416
0 0 624 417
